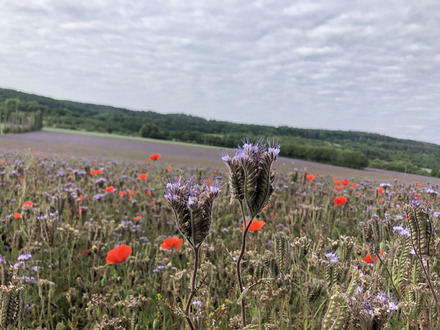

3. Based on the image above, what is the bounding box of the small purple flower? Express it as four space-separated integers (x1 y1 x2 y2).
325 252 339 263
192 300 202 308
18 253 32 261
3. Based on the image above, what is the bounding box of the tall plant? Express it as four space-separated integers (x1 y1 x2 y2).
221 139 280 327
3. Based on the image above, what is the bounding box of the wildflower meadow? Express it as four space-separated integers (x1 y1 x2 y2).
0 138 439 329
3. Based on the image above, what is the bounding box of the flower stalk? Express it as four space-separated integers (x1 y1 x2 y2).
222 139 279 327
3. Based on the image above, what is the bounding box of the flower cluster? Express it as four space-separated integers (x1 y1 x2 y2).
164 177 220 247
221 139 280 218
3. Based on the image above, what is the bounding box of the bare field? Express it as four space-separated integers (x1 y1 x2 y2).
1 130 438 184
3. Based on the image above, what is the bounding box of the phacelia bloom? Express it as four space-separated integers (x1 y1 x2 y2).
18 253 32 261
149 153 161 161
14 212 22 219
105 245 132 264
221 139 279 218
241 220 266 231
333 196 347 206
325 252 339 263
139 173 148 180
306 174 315 181
164 177 220 246
22 201 33 208
105 186 115 193
160 237 183 250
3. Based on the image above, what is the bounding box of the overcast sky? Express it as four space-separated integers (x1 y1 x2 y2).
1 0 440 144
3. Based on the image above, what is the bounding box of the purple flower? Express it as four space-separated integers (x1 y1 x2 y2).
325 252 339 263
18 253 32 261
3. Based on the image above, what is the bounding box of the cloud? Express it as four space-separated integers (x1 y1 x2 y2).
0 0 440 144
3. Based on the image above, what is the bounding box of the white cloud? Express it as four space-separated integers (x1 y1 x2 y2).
0 0 440 144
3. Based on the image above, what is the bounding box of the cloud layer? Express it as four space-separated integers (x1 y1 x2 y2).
1 0 440 143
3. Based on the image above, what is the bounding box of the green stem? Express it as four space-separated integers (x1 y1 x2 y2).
236 200 252 328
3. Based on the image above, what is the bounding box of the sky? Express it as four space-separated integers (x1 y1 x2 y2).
1 0 440 144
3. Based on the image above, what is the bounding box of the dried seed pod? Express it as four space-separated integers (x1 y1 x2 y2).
322 290 348 330
0 284 23 329
273 233 289 275
405 203 433 258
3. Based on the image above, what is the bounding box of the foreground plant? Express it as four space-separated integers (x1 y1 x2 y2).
405 202 440 315
164 177 220 329
222 139 279 327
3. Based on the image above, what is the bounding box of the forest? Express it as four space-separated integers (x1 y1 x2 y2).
1 87 439 175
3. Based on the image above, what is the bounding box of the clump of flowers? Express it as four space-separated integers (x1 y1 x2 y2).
164 176 220 329
221 139 279 327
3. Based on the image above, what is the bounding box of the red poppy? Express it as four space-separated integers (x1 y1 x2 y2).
333 196 347 206
414 194 420 199
76 195 84 201
378 187 384 194
96 170 103 175
147 190 151 196
333 177 338 182
82 249 88 256
106 245 132 264
380 198 385 202
362 250 383 263
150 201 155 205
133 215 142 221
417 183 421 187
204 179 211 184
210 173 216 177
351 184 357 188
334 186 343 191
105 186 115 193
79 205 82 215
14 212 22 219
241 220 266 232
22 201 33 208
139 173 148 180
362 252 374 263
167 166 172 172
160 237 183 250
149 153 161 161
306 174 315 181
341 178 349 186
262 205 269 211
119 191 127 196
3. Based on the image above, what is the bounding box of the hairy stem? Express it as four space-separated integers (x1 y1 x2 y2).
236 200 252 327
184 246 199 330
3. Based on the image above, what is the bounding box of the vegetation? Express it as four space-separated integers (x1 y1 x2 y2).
0 146 439 328
0 98 43 134
1 87 439 175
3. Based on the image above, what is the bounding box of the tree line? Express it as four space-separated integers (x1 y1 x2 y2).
1 87 439 175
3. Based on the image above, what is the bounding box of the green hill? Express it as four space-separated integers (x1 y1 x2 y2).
1 87 440 175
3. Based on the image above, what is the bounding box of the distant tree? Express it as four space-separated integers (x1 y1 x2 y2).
139 123 164 139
